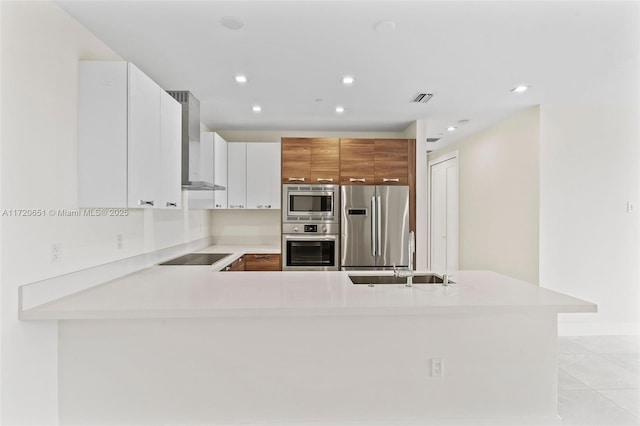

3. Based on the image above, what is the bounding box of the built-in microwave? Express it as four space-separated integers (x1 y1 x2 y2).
282 184 339 223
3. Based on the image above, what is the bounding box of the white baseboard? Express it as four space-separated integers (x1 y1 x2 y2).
19 237 212 313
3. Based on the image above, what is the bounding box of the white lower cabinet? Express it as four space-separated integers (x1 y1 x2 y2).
226 142 281 210
78 61 182 209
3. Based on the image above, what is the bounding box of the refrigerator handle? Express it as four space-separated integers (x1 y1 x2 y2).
376 196 382 256
371 196 377 257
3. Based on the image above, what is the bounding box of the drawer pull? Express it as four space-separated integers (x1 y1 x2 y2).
288 177 305 182
316 178 334 182
253 255 272 259
166 202 178 207
382 178 400 182
138 200 154 206
349 178 366 182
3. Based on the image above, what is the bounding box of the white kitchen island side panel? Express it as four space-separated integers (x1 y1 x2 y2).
59 313 560 425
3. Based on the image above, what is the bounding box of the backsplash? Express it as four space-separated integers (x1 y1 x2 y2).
210 209 281 246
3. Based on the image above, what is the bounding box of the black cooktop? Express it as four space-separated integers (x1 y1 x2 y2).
159 253 232 266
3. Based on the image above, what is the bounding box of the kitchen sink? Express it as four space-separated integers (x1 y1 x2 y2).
348 274 453 285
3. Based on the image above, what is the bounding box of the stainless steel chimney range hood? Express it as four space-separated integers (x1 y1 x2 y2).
166 90 225 191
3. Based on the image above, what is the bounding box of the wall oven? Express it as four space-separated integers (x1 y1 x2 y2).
282 223 339 271
282 184 339 224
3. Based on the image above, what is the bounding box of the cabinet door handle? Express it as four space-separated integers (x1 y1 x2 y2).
382 178 400 182
288 177 305 182
138 200 154 206
253 255 272 259
215 204 222 208
316 178 333 182
166 202 177 207
350 178 366 182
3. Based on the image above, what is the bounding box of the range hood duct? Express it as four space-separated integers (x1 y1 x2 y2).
166 90 224 191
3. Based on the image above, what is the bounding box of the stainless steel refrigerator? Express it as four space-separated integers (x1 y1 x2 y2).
341 185 410 269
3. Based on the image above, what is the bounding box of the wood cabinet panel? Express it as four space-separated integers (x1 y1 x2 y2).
281 138 311 183
224 256 245 271
339 139 375 185
244 253 281 271
374 139 409 185
310 138 340 184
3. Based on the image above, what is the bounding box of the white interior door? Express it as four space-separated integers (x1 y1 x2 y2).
429 154 458 272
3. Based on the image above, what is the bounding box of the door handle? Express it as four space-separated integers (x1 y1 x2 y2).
376 196 382 256
382 178 400 182
350 178 366 182
371 196 377 257
288 177 305 182
138 200 154 206
166 202 177 207
316 178 334 182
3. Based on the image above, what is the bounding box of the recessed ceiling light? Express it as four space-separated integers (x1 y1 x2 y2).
447 126 456 132
252 105 262 113
335 106 345 113
235 75 247 84
511 85 529 93
220 16 244 30
342 76 355 85
373 20 396 33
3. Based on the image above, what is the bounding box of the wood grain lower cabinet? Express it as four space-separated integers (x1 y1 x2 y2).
244 253 281 271
223 256 245 271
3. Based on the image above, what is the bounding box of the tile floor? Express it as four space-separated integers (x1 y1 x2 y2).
558 335 639 425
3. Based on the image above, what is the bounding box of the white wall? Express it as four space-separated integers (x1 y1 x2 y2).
0 2 211 423
540 104 640 335
429 107 541 285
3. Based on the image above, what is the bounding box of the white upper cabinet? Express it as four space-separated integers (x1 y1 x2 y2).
127 63 161 208
213 133 228 209
78 61 182 209
246 142 281 209
188 132 228 209
227 142 247 209
159 90 182 208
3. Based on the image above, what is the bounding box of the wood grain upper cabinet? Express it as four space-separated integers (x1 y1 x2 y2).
281 138 311 183
310 138 340 184
339 139 375 185
374 139 409 185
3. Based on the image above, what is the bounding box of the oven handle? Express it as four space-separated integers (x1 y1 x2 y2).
284 235 337 241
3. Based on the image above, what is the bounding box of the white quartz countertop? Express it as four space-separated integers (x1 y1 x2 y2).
20 266 596 320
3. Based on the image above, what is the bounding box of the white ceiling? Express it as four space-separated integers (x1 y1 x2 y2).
56 0 639 149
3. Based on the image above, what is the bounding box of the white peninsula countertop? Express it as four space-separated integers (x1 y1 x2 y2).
20 266 596 320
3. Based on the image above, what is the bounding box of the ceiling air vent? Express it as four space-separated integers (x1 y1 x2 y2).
411 93 434 103
426 138 440 143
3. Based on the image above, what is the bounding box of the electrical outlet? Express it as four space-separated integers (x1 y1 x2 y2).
50 242 61 263
431 358 443 377
116 233 123 250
